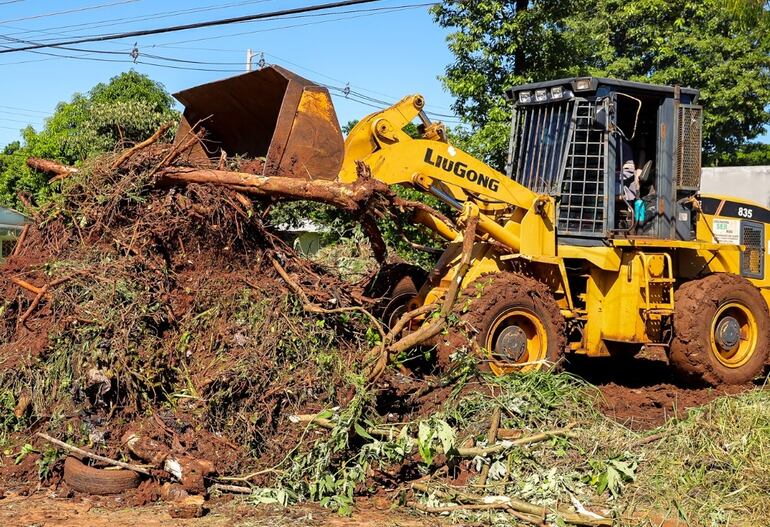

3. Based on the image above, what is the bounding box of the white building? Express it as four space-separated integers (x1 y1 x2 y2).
701 166 770 207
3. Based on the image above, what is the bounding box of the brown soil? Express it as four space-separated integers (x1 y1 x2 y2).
567 348 760 429
0 491 448 527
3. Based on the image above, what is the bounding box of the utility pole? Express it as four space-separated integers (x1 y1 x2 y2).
246 48 257 71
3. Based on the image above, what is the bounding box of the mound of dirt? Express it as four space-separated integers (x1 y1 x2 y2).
0 144 378 493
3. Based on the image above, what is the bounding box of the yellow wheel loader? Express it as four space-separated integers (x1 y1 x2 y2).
173 65 770 385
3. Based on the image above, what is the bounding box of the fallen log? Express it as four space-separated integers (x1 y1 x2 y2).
26 157 79 178
157 167 389 213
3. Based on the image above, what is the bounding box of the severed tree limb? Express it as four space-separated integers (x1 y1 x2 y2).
157 167 390 213
411 501 545 525
11 225 29 257
209 483 253 494
288 414 396 439
36 432 152 476
288 412 574 457
17 193 41 222
16 274 77 328
111 123 172 169
367 215 478 382
9 276 50 298
411 482 611 527
408 501 544 525
17 285 48 328
360 214 388 263
26 157 78 179
477 407 501 487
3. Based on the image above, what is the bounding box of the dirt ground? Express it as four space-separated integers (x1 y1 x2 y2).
568 348 759 429
0 491 450 527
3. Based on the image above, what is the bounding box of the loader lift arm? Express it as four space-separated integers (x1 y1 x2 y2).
338 95 557 257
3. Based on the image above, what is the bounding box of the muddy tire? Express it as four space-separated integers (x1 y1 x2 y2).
669 273 770 385
437 272 566 375
64 456 141 495
365 263 426 330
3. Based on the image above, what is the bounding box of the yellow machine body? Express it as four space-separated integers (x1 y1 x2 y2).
173 67 770 381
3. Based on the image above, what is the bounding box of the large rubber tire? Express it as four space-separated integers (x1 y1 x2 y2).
365 263 426 330
437 272 566 374
669 274 770 385
64 456 141 495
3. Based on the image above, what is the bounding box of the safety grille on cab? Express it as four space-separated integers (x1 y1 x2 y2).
676 105 703 190
740 221 764 279
558 100 607 236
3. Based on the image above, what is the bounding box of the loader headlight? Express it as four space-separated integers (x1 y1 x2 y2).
535 89 548 102
518 91 532 104
575 78 592 91
550 86 563 98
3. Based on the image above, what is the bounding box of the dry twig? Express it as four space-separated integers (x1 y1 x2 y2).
36 432 152 476
111 123 172 169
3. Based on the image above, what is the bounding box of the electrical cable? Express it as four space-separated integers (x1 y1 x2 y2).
139 3 435 48
0 0 388 53
0 0 141 25
2 0 274 38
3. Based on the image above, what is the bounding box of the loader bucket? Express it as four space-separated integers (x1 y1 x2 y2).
173 65 344 180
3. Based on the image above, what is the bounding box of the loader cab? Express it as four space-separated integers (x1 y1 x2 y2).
505 77 702 246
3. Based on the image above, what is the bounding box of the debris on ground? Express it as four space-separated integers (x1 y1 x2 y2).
0 130 768 527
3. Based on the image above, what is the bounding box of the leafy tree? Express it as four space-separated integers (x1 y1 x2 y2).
715 142 770 166
434 0 770 167
0 71 178 209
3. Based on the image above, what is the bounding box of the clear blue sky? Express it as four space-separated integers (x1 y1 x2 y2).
0 0 458 147
1 1 767 148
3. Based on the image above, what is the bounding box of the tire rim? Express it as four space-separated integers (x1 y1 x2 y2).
485 308 548 375
710 302 757 368
383 293 414 330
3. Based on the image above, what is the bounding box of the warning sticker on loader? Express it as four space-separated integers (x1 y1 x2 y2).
712 218 740 245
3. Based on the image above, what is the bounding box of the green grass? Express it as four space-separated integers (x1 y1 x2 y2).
625 389 770 526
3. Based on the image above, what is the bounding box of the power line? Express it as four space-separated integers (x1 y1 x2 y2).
2 0 274 39
140 4 434 48
0 104 50 115
0 0 141 25
0 0 386 54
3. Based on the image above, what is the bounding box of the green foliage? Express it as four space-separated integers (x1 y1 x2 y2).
0 71 178 209
715 142 770 166
434 0 770 168
586 455 638 497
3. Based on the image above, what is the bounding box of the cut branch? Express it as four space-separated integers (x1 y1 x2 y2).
158 167 389 213
26 157 78 178
367 215 478 381
111 123 172 169
478 407 501 487
411 482 611 526
36 432 152 476
11 225 29 257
